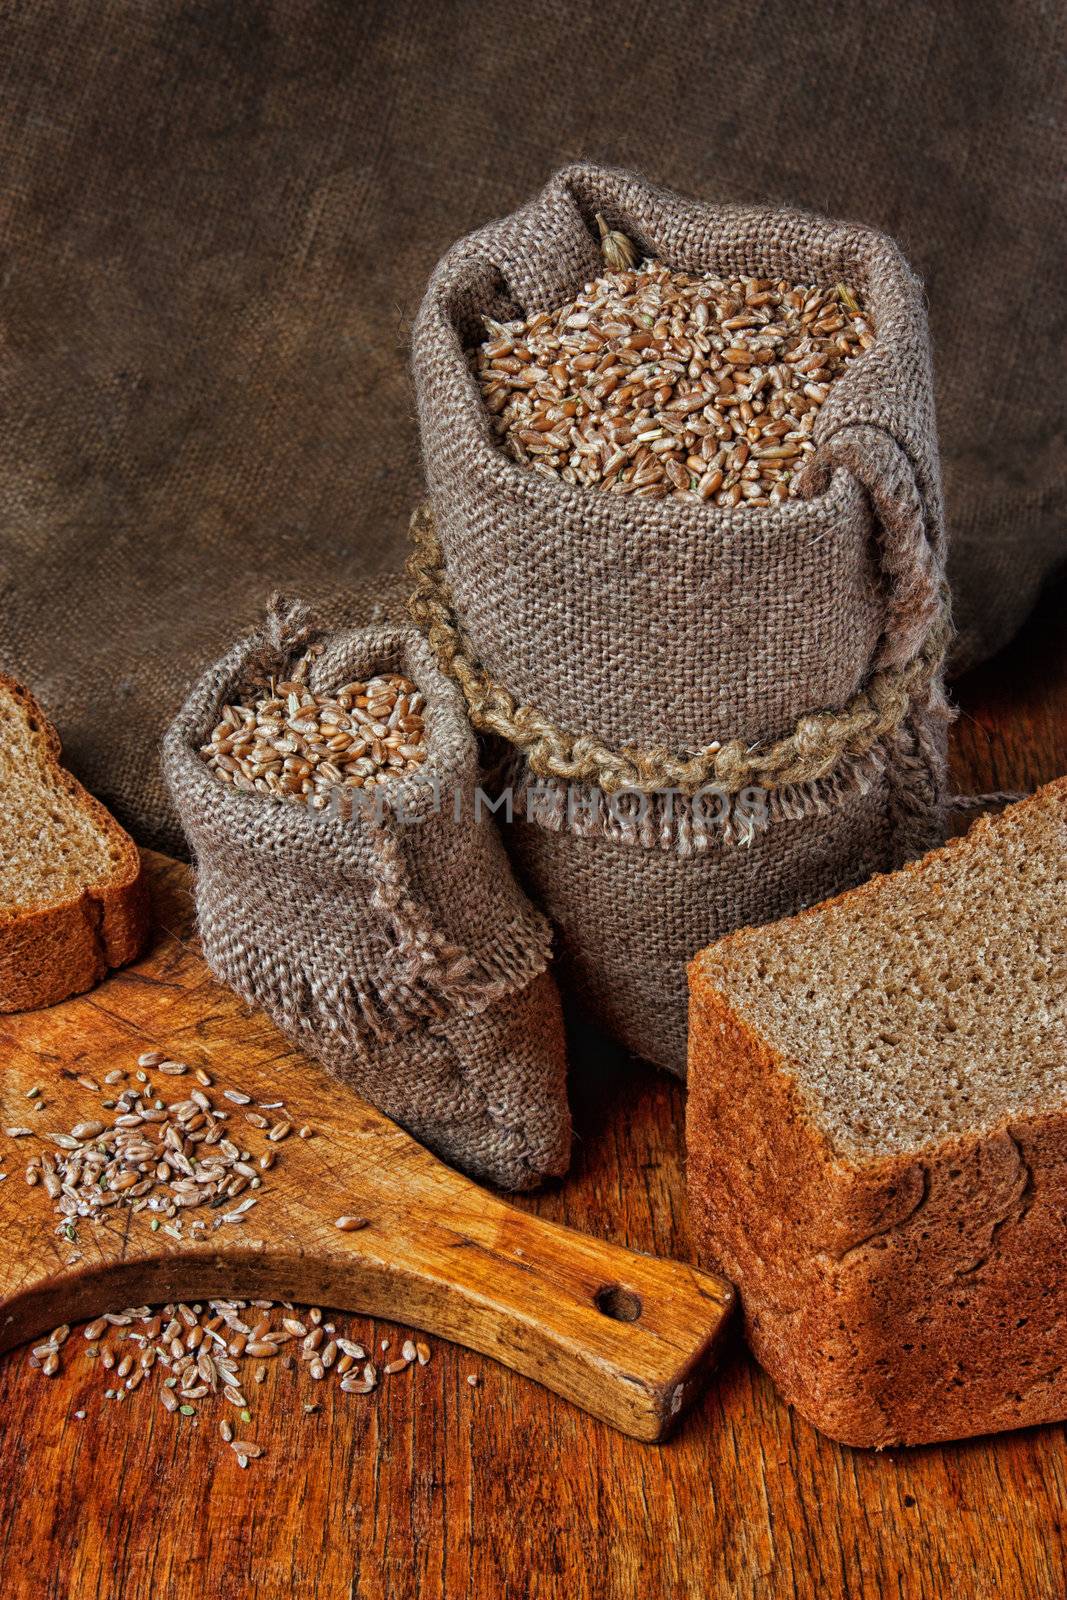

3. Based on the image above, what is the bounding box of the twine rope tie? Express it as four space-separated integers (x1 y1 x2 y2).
405 503 951 799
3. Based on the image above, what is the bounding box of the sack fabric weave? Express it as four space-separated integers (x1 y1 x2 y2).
163 599 572 1189
411 164 951 1073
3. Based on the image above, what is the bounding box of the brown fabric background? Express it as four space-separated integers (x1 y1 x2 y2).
1 0 1063 856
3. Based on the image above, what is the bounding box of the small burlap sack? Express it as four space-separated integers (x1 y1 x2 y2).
162 598 572 1189
410 163 951 1074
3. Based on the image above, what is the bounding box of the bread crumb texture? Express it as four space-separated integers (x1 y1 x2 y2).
0 680 127 914
692 781 1067 1159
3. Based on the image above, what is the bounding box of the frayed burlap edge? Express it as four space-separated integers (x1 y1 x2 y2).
492 694 952 857
163 597 556 1044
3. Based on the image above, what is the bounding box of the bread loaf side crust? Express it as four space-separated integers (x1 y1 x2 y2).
0 677 149 1012
686 978 1067 1448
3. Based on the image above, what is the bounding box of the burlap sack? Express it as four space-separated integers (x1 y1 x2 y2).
162 599 572 1189
410 163 951 1073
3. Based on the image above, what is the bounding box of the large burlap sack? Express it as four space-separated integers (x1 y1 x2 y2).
410 163 951 1073
162 599 572 1188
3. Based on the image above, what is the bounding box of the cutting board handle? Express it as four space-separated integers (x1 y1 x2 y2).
2 1167 734 1444
315 1183 736 1442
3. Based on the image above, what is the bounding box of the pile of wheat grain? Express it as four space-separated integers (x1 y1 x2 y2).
201 649 427 806
475 265 873 508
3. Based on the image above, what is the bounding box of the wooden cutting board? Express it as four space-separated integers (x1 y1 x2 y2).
0 852 733 1442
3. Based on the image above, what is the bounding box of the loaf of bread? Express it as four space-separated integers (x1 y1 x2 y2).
0 676 148 1011
687 780 1067 1447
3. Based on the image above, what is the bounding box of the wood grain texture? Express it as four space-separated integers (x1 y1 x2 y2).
0 580 1065 1600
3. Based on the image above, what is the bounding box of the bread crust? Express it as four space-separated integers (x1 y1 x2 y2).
0 676 148 1012
686 784 1067 1447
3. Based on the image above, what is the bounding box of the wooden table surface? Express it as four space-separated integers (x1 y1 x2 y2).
1 581 1065 1600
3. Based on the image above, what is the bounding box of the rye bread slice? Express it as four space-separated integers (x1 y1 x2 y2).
0 676 148 1011
686 779 1067 1447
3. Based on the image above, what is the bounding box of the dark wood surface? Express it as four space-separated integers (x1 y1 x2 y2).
1 581 1065 1600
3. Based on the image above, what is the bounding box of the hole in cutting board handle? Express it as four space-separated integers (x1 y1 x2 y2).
595 1285 643 1323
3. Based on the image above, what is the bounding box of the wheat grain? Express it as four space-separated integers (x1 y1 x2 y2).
20 1049 290 1247
200 657 428 806
476 264 873 509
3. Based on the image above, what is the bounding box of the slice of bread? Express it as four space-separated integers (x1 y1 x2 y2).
0 676 148 1011
687 779 1067 1447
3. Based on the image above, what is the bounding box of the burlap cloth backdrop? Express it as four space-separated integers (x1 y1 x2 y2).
1 1 1063 860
